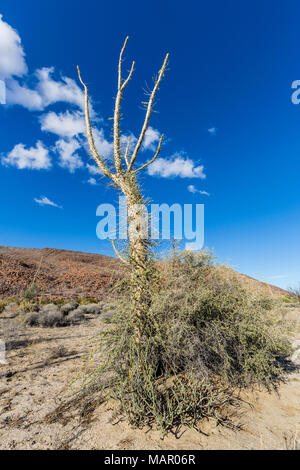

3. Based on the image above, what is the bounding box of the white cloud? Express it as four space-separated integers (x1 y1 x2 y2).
0 18 84 112
92 128 113 158
6 67 85 111
187 185 210 196
34 196 62 208
148 153 206 179
87 177 98 185
120 132 137 153
87 163 101 175
54 138 83 173
2 141 51 170
0 15 27 80
40 111 85 138
208 127 217 135
143 126 160 150
35 67 84 110
6 79 43 110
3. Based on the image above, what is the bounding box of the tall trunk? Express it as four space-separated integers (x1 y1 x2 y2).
78 37 168 338
119 174 155 339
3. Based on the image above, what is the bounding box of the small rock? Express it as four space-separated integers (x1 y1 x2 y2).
291 349 300 365
5 371 14 378
291 340 300 350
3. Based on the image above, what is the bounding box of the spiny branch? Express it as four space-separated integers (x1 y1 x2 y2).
123 135 131 168
114 37 135 174
77 66 115 181
127 53 169 172
133 134 164 173
111 240 130 265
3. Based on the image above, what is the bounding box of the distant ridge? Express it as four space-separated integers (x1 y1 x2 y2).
0 246 122 300
0 246 288 300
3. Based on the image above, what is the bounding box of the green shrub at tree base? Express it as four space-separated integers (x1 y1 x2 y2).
81 250 292 435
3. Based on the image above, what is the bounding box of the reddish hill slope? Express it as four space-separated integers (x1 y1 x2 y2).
0 246 287 300
0 246 122 300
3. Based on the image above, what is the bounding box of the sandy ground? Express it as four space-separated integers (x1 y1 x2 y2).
0 304 299 450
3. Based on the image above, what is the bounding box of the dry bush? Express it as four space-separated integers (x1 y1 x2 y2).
288 284 300 302
79 250 292 435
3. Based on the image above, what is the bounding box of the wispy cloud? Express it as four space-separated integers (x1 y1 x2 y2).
142 126 160 151
187 184 210 196
34 196 62 208
6 67 85 112
148 152 206 179
2 141 51 170
87 163 102 175
208 127 217 135
87 177 98 186
54 138 83 173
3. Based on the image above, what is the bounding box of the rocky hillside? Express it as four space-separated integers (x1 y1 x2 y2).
0 246 122 301
0 245 288 301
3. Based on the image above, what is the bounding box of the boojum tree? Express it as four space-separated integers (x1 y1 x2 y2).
77 37 169 339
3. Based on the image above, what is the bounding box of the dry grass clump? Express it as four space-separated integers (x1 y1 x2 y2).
76 251 293 434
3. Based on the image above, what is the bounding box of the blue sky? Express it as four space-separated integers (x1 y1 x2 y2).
0 0 300 289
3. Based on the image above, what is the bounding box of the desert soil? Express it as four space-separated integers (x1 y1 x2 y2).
0 303 299 450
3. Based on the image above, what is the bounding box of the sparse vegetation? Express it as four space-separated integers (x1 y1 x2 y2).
24 308 68 328
21 301 103 327
288 284 300 302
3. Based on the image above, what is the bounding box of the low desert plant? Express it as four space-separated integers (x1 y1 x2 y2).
288 284 300 302
78 250 292 435
21 282 39 301
23 303 89 327
24 310 67 327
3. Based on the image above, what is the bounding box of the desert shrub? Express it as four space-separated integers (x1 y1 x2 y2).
61 301 79 314
288 284 300 302
39 310 68 327
76 303 101 315
24 312 39 326
24 304 67 327
80 250 292 435
21 283 39 301
23 303 88 327
68 309 85 324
